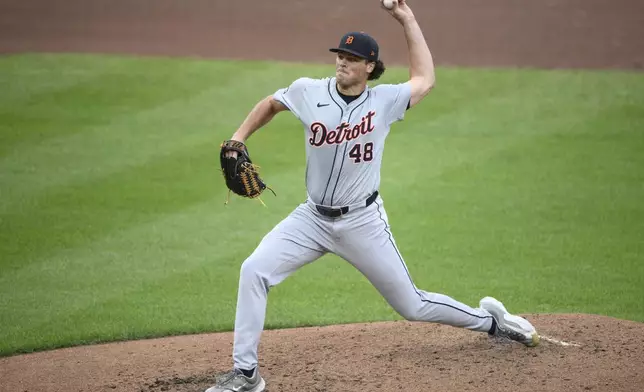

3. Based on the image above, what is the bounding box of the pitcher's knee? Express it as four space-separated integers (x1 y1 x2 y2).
240 256 265 283
395 303 423 321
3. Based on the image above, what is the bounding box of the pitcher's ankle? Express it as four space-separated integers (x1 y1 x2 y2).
238 367 256 378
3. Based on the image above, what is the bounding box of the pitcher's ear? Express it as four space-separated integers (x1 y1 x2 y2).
368 60 386 81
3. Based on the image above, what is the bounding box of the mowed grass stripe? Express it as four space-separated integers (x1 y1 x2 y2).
0 57 272 209
409 131 644 317
0 55 244 154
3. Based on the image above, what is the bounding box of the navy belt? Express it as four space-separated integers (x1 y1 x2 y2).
315 191 379 218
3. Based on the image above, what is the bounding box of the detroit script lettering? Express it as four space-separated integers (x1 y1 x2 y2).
309 111 376 147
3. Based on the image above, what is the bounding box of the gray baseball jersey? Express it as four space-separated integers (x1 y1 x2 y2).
230 77 495 372
273 77 411 206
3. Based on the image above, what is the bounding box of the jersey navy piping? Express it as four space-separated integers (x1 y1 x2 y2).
329 90 371 206
305 155 310 192
374 200 493 320
320 79 345 205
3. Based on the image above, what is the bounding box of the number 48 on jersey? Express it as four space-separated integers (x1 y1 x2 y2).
349 142 374 163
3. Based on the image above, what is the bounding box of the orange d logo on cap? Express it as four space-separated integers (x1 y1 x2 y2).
330 32 380 62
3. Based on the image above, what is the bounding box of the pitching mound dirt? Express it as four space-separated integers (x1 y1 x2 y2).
2 314 643 392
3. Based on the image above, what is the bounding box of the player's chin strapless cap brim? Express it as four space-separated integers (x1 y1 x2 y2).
329 48 372 60
329 31 380 62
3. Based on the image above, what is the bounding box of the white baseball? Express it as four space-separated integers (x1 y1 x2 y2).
382 0 397 10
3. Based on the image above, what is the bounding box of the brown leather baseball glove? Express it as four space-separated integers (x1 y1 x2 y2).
220 140 274 203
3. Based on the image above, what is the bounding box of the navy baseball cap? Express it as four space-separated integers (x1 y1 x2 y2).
329 32 379 62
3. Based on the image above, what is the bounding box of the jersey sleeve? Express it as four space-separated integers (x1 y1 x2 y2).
373 82 413 124
272 77 315 121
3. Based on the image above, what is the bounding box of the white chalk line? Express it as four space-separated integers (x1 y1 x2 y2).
539 335 582 347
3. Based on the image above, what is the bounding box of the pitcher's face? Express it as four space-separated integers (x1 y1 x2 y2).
335 52 374 89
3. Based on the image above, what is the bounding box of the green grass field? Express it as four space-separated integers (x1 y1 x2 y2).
1 54 643 357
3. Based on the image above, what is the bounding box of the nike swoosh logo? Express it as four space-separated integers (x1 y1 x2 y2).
317 103 330 107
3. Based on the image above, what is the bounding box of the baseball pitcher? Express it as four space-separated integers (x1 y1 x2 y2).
211 1 538 391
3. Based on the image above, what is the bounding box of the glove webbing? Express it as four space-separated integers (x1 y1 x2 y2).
223 163 275 206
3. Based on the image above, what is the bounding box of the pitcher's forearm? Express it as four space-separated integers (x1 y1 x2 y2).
231 96 280 142
402 16 435 87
